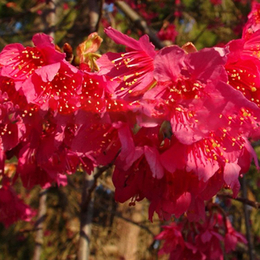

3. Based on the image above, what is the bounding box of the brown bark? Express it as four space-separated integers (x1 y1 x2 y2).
63 0 102 48
116 202 143 260
77 165 111 260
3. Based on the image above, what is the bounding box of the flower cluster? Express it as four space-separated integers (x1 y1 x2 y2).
0 2 259 258
156 203 247 260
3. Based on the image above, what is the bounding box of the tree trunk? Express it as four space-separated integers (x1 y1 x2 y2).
116 202 143 260
77 171 95 260
32 189 48 260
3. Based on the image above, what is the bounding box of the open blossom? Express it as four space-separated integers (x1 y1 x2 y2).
225 29 260 139
142 45 260 144
111 37 260 221
0 33 65 82
97 27 156 99
21 61 83 114
113 127 256 221
242 1 260 38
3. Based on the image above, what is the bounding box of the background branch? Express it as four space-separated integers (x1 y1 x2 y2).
114 1 165 49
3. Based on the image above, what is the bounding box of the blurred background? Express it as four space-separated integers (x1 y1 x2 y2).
0 1 259 259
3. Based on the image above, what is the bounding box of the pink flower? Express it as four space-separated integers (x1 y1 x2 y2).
155 223 185 255
157 22 178 43
16 117 82 189
156 210 247 260
97 27 156 99
225 32 260 111
210 0 222 5
0 33 65 82
156 223 206 260
22 61 83 114
72 120 123 167
224 218 247 253
0 75 28 158
225 32 260 139
143 45 259 145
0 177 34 227
242 1 260 37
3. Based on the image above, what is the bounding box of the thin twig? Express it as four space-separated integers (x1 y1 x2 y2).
241 176 254 260
98 203 155 236
217 193 260 209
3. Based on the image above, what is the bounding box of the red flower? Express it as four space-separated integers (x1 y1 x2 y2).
156 210 246 260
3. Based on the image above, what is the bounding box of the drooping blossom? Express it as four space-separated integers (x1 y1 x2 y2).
72 121 121 167
156 208 247 260
15 114 90 189
0 177 34 227
224 218 247 253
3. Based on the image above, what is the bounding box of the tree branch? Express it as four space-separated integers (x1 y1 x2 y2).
114 1 165 49
217 193 260 209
